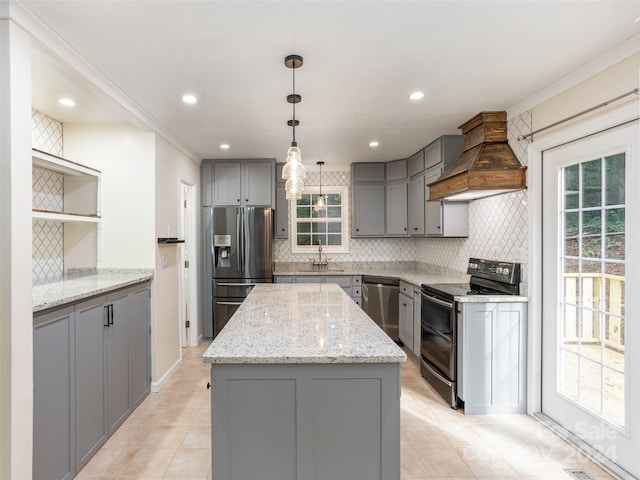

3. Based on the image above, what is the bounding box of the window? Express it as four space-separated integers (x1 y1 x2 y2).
290 185 349 253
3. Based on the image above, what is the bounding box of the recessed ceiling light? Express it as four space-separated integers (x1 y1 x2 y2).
409 91 425 101
58 98 76 107
182 94 197 104
369 141 379 147
220 144 230 150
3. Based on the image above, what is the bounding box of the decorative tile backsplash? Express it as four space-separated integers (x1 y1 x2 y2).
277 111 531 293
32 110 65 281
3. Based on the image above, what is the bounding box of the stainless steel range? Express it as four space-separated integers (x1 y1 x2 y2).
420 258 521 409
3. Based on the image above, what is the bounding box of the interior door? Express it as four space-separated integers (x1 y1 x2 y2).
541 122 639 477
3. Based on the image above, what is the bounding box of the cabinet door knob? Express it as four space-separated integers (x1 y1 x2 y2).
206 382 211 390
237 199 240 203
245 198 248 202
404 227 407 231
356 228 359 232
413 227 418 231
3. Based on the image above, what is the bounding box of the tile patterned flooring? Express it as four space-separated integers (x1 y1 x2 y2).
77 342 617 480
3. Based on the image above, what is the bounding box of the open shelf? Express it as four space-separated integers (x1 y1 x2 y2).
32 209 101 224
32 148 101 177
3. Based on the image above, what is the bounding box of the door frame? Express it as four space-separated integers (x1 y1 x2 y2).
180 178 198 347
526 100 638 478
527 99 638 415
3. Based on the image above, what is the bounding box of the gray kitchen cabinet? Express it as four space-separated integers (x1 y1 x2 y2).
208 159 275 207
425 164 469 237
106 289 131 436
274 275 295 283
213 162 242 206
201 161 213 207
424 136 468 237
74 295 108 471
412 286 421 357
386 159 407 181
353 183 386 236
33 306 75 480
458 301 528 414
275 184 288 239
274 275 361 302
201 206 214 339
34 281 151 477
129 283 151 409
243 161 273 206
407 149 425 177
407 174 426 235
385 182 408 236
353 163 385 182
398 289 413 348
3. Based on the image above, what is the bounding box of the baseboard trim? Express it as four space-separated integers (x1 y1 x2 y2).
533 412 636 480
150 357 183 393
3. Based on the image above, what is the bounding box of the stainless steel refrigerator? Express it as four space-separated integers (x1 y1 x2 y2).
208 206 272 337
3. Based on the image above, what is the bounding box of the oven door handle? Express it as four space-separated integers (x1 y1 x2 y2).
420 291 454 309
421 360 453 387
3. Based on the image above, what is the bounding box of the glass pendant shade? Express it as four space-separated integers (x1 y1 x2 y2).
313 194 326 212
282 159 306 180
285 189 302 200
285 177 304 193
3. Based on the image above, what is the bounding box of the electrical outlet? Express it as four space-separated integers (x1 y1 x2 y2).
161 255 168 268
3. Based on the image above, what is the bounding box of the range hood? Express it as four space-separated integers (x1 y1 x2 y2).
428 111 527 201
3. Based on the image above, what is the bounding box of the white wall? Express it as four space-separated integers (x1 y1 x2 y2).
153 135 199 385
63 123 156 268
0 15 34 479
533 53 640 131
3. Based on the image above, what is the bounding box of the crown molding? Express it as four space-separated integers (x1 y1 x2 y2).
7 1 201 163
508 32 640 119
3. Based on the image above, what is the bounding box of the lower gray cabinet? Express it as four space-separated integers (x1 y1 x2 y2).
106 289 131 436
33 306 75 480
398 291 413 347
129 284 151 409
75 295 108 470
33 281 151 479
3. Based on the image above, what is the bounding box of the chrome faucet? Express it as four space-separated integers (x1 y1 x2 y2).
312 239 328 269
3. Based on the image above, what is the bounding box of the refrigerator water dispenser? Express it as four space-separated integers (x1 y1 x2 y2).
214 235 232 268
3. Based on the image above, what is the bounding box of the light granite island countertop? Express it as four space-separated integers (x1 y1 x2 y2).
203 283 406 480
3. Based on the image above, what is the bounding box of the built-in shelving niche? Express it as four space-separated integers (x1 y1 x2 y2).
32 148 101 275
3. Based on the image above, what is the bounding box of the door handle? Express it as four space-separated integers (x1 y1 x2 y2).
109 304 114 325
216 301 243 306
420 292 454 309
104 305 110 327
217 282 257 287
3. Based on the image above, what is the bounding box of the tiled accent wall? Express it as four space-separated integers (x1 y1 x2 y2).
32 109 65 281
415 111 532 293
273 170 417 263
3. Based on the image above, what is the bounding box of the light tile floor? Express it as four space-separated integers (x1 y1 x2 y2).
77 342 617 480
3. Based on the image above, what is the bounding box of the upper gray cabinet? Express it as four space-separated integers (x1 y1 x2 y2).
407 174 426 235
274 163 288 239
386 159 407 182
407 150 425 177
353 163 385 182
423 136 468 237
202 159 275 207
353 183 386 236
386 182 408 236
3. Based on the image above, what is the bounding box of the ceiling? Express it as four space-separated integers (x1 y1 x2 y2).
24 1 640 168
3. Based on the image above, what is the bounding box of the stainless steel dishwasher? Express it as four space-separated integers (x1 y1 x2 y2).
362 276 400 343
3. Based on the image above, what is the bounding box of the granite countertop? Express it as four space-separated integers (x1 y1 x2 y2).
33 268 154 313
273 261 470 288
203 283 407 365
274 261 529 303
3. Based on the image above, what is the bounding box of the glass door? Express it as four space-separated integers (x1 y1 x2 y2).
541 122 638 477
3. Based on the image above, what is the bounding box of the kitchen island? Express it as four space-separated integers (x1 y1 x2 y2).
203 283 406 480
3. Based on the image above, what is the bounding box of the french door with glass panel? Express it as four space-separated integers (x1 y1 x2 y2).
542 122 638 478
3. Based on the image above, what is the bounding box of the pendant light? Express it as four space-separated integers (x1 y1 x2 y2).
282 54 306 200
313 161 327 212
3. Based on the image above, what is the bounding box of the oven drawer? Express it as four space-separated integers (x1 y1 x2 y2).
421 329 456 381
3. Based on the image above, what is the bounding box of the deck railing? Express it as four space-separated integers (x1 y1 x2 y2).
563 273 625 350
